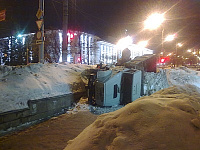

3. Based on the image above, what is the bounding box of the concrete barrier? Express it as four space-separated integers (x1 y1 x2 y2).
0 92 84 136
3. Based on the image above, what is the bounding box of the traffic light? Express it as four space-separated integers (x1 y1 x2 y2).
159 56 170 63
160 57 166 63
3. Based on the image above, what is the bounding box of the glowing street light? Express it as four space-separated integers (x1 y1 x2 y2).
137 40 148 48
164 34 175 42
167 53 172 56
144 13 165 30
116 36 133 50
177 43 183 47
17 34 22 38
187 49 192 53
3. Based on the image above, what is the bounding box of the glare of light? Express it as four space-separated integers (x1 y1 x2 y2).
59 32 63 44
70 33 74 39
22 37 25 45
67 55 71 62
167 53 172 56
17 34 22 38
144 13 165 30
137 40 148 48
160 58 165 63
116 36 133 50
187 49 191 52
193 52 196 55
177 43 183 47
165 34 175 42
160 52 163 55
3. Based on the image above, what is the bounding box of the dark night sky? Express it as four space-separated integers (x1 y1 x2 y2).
0 0 200 52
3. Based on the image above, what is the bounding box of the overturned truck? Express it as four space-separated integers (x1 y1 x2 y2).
87 54 157 106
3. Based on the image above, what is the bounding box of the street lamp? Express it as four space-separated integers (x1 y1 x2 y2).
177 43 183 47
164 34 175 42
116 36 133 50
144 12 165 59
17 34 22 38
144 13 165 30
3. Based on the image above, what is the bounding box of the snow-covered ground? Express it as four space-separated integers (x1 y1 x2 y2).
0 63 95 113
167 67 200 89
1 63 200 114
1 63 200 149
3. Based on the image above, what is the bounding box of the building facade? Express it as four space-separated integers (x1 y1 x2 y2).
0 30 153 66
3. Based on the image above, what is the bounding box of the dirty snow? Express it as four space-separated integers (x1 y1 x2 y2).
64 67 200 150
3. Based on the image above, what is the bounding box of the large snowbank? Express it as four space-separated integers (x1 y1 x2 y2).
64 67 200 150
65 85 200 150
0 63 94 113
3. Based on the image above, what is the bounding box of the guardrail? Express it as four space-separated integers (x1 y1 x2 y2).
0 92 84 136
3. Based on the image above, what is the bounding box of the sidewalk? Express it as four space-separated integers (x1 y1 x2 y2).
0 111 98 150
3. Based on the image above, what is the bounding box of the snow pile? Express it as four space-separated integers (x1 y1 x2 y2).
143 69 169 95
0 63 95 113
64 85 200 150
66 97 123 115
66 97 90 114
167 67 200 89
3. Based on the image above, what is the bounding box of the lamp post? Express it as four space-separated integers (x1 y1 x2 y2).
144 13 165 31
144 13 165 62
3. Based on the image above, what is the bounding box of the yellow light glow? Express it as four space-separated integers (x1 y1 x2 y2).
144 13 165 30
187 49 191 52
167 53 172 56
177 43 183 47
116 36 133 50
137 40 148 48
165 34 175 42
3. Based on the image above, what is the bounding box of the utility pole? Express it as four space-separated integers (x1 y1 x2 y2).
62 0 69 62
36 0 44 63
